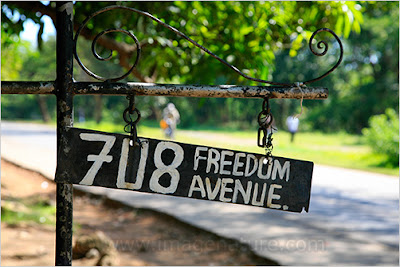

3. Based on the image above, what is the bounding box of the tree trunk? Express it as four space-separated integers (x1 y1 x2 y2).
94 95 102 124
36 95 51 123
151 105 162 121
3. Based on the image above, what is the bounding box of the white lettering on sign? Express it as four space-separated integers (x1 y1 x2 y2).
79 133 116 185
188 175 206 198
74 131 298 210
219 178 234 202
232 153 245 176
220 150 234 175
192 149 290 181
207 148 220 174
232 180 252 204
186 174 285 209
257 157 273 179
251 182 267 206
193 146 207 171
272 160 290 182
116 138 149 190
245 154 257 177
205 177 221 200
267 184 282 209
149 141 184 194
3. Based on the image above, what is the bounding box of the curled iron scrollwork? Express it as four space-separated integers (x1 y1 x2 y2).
74 5 343 85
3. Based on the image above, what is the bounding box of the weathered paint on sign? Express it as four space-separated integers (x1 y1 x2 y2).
56 127 313 213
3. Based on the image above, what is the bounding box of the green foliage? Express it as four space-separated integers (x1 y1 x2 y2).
2 1 364 127
1 95 45 120
303 2 399 134
1 2 49 49
18 38 56 81
2 1 362 84
2 2 398 159
1 197 56 225
2 36 57 120
362 108 399 167
1 26 28 80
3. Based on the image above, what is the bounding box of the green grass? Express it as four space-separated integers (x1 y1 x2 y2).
74 120 399 176
1 198 56 226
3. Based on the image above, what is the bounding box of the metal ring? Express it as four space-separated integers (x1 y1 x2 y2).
123 107 141 124
124 124 131 133
257 111 273 128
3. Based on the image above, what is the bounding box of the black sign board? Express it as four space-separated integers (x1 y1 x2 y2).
56 127 313 212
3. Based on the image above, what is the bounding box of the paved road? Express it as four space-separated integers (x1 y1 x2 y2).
2 121 399 265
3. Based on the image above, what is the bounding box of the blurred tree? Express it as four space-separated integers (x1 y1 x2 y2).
300 1 399 133
2 1 365 128
1 26 26 79
2 1 362 84
1 26 55 121
16 38 57 122
362 108 399 167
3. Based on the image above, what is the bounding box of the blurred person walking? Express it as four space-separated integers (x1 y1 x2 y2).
286 115 299 143
160 103 180 139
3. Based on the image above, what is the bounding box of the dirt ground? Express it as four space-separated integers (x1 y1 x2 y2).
1 159 279 266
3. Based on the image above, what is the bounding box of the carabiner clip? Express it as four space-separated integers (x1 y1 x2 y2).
257 127 267 147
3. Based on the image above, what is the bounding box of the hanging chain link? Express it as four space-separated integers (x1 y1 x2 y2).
257 97 276 164
123 94 141 147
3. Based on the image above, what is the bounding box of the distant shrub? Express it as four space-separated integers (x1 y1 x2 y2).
362 108 399 167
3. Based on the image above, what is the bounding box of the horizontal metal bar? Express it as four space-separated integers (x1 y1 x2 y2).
1 81 328 99
1 81 55 94
74 82 328 99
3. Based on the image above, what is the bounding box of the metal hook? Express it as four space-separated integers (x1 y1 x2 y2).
257 97 275 152
123 93 141 147
127 94 135 114
257 128 267 147
262 97 270 113
258 97 273 129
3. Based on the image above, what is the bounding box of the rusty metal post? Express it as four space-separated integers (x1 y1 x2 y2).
55 1 74 265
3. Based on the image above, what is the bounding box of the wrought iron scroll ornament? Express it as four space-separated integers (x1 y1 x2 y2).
74 5 343 85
